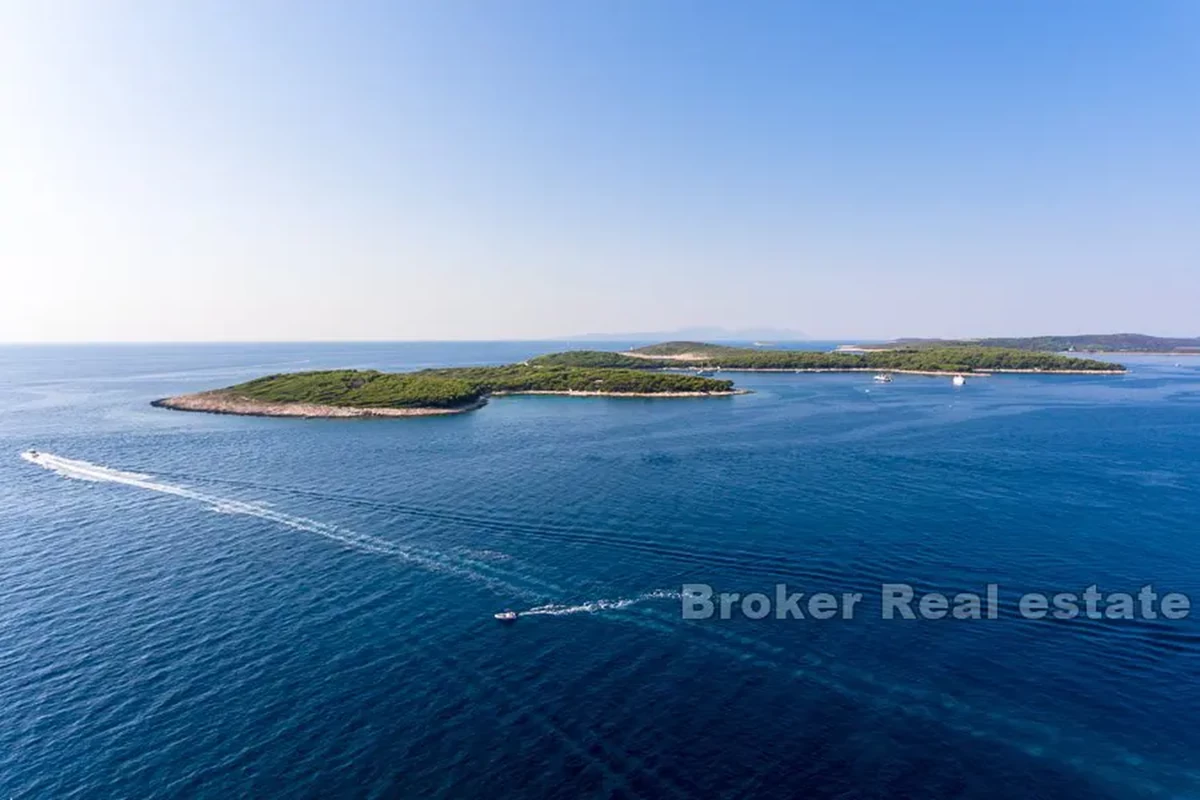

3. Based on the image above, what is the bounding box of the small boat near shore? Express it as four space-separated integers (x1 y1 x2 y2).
873 373 892 383
494 610 518 622
952 375 966 386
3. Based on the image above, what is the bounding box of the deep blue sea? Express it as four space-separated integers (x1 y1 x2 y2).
2 342 1199 799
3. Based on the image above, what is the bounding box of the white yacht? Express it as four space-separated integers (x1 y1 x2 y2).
952 375 966 386
494 610 518 622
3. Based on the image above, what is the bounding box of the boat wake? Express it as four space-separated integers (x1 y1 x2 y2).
19 451 553 600
20 449 693 797
19 451 674 620
517 589 681 617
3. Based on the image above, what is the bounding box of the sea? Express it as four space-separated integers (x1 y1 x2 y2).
2 342 1199 799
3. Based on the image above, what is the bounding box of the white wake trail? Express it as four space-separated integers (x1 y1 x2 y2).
517 589 681 617
22 451 680 618
19 450 543 597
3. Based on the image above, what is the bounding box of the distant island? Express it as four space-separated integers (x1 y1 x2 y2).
546 341 1125 374
844 333 1200 355
153 341 1125 419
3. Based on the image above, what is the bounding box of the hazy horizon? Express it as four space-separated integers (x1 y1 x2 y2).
3 2 1198 343
4 329 1200 347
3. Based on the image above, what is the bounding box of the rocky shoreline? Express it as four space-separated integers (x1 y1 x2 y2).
151 392 486 418
490 389 748 398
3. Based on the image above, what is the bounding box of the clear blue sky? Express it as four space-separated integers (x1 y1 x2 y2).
2 1 1197 341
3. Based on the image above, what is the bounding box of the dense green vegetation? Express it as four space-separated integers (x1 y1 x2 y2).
622 342 1122 372
218 338 1124 413
631 341 746 357
419 365 732 394
228 370 481 409
528 351 652 369
888 334 1200 353
223 365 736 409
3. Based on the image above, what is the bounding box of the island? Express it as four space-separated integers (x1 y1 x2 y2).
842 333 1200 355
578 342 1125 374
153 364 745 418
153 341 1125 419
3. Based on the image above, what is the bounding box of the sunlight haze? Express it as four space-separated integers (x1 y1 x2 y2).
2 1 1197 342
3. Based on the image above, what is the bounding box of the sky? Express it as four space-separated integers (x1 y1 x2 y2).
1 0 1198 342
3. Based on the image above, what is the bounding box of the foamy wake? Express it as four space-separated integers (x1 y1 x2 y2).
23 451 153 483
518 589 681 617
19 451 672 619
19 450 540 596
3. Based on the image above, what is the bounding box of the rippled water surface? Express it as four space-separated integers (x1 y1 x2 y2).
2 342 1199 799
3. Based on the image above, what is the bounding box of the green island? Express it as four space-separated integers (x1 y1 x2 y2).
153 341 1124 419
152 363 741 418
578 341 1125 373
856 333 1200 354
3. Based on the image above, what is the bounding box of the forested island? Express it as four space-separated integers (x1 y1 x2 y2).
580 342 1125 373
153 364 742 418
856 334 1200 354
154 341 1125 419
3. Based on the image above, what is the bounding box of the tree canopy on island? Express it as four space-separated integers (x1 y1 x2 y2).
528 351 653 369
225 365 736 409
229 370 482 409
594 342 1123 372
215 340 1124 413
879 334 1200 354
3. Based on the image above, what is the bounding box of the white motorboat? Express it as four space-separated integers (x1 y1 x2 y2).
952 375 966 386
494 610 518 622
873 374 892 383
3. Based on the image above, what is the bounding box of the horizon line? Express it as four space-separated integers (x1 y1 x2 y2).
0 332 1196 347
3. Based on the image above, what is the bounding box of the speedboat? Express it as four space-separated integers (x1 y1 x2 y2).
952 375 966 386
873 373 892 383
494 610 518 622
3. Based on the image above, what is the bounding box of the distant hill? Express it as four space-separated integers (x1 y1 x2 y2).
884 334 1200 354
564 326 809 342
627 341 747 357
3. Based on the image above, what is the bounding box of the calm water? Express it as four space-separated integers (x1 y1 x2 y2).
2 342 1199 799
